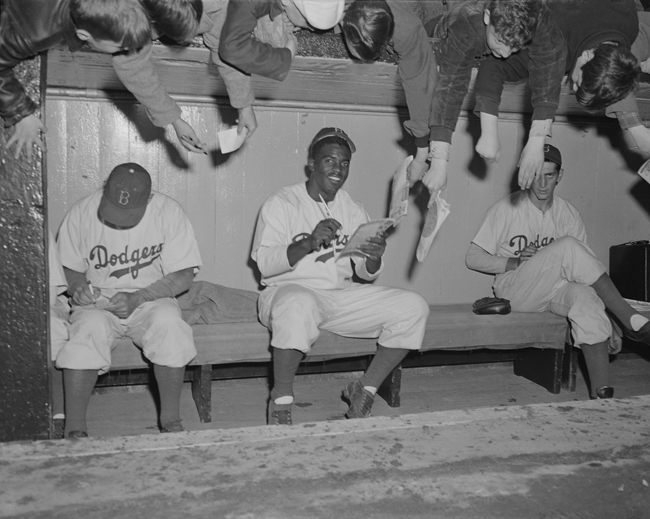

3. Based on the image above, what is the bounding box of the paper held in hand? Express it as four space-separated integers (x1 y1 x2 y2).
218 127 248 154
638 158 650 184
416 191 451 262
339 218 395 257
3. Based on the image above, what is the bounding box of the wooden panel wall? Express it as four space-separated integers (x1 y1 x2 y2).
46 96 650 304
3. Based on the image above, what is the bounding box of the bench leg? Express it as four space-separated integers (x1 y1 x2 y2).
377 364 402 407
191 364 212 423
513 348 564 394
561 341 578 392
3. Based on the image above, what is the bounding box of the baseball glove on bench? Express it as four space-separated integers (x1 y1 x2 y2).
472 297 511 315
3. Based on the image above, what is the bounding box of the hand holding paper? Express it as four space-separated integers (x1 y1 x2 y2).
339 219 394 257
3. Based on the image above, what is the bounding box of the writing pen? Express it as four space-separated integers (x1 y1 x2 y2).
318 194 339 256
87 280 97 304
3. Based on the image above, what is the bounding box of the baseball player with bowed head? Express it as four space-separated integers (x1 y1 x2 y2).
55 163 202 438
466 144 650 400
251 127 430 425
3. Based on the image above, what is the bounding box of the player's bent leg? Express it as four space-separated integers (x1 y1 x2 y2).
153 364 186 433
268 348 303 426
126 299 195 432
127 298 196 368
581 342 612 399
549 283 613 399
62 369 98 439
259 285 326 425
56 306 121 372
261 284 325 352
323 287 429 419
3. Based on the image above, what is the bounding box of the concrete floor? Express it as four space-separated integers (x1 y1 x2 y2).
86 351 650 437
2 353 650 518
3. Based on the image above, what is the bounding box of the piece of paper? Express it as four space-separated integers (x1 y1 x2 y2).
218 127 247 154
339 218 395 256
638 158 650 184
389 156 412 223
416 192 451 262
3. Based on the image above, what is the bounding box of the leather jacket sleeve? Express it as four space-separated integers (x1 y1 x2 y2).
0 14 39 127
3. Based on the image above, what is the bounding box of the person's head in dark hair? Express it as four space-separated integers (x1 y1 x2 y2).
483 0 541 58
574 45 641 113
309 127 356 159
340 0 395 62
70 0 151 53
143 0 203 43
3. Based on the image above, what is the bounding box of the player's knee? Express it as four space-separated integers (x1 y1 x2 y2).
271 285 319 320
405 293 430 320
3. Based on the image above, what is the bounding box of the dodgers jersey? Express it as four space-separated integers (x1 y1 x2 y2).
252 182 380 290
472 190 588 259
58 190 202 299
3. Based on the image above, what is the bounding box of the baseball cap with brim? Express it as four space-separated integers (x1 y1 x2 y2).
293 0 344 30
309 127 356 155
543 144 562 168
98 163 152 228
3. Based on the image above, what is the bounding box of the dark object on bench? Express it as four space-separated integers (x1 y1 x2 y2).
472 297 511 315
102 303 570 423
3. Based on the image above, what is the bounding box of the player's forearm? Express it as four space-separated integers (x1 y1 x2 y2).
136 267 194 302
287 237 315 267
63 267 89 294
465 243 509 274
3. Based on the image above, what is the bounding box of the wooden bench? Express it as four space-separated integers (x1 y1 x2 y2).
103 303 570 423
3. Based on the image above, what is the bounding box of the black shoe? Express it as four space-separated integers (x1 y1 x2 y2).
160 419 184 433
53 418 65 439
342 380 374 419
66 430 88 440
625 321 650 345
267 400 292 425
595 386 614 399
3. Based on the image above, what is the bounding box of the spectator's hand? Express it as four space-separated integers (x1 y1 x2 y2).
358 233 387 263
172 118 207 154
517 244 538 266
71 282 100 306
422 158 448 196
475 132 501 163
309 218 341 251
237 106 258 138
6 114 46 160
285 36 297 58
641 58 650 74
407 155 428 186
106 292 145 319
627 125 650 153
518 137 545 189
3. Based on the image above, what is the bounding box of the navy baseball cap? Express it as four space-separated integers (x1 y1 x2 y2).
309 127 356 155
98 163 152 228
543 144 562 168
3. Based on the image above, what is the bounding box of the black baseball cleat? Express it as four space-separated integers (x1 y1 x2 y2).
625 321 650 345
594 386 614 399
342 380 374 419
267 400 292 425
66 430 88 440
160 419 184 433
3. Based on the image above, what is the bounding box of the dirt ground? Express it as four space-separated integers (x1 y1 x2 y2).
3 398 650 519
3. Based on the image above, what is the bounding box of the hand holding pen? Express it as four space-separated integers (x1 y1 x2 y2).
71 280 100 306
312 194 341 252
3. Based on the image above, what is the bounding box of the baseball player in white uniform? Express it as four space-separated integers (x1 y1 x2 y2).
466 144 650 399
56 163 201 438
49 229 70 436
252 127 429 425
